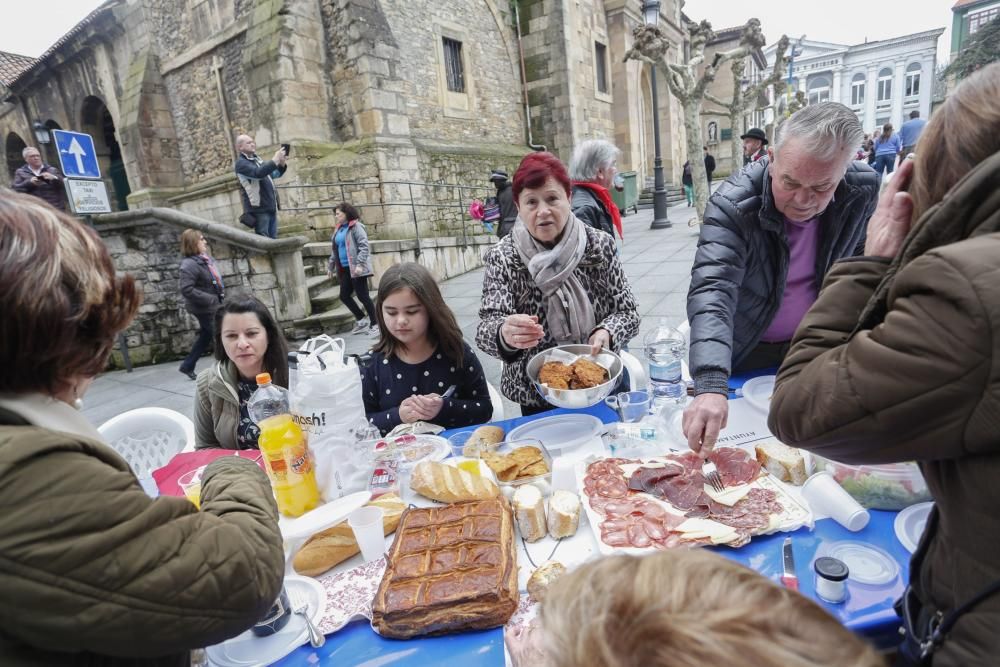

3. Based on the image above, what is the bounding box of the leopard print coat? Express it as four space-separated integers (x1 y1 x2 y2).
476 225 640 408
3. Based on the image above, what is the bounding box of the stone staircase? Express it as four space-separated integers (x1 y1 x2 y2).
288 241 378 338
637 184 687 209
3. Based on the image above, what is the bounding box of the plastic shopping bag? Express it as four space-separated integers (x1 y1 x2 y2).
290 335 373 500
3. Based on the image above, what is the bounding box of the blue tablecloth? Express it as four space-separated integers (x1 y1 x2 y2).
279 372 910 665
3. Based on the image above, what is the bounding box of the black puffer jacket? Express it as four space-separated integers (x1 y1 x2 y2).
570 186 614 236
687 158 879 395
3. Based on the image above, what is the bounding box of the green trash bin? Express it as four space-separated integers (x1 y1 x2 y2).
610 171 639 215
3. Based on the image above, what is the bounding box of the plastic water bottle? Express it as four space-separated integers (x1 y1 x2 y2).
643 319 686 408
247 373 289 423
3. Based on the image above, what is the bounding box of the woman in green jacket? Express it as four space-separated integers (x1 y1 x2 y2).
0 194 285 666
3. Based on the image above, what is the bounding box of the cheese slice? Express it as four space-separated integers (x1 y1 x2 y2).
675 517 740 544
703 482 754 506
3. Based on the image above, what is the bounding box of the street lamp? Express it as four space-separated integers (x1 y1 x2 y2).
642 1 670 229
32 121 51 145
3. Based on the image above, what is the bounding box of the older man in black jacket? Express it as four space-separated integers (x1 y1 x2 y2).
684 102 879 452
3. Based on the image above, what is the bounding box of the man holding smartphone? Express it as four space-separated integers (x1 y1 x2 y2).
234 134 288 239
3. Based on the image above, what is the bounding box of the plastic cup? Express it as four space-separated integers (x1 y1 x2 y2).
605 391 652 423
801 470 870 532
550 457 577 493
447 431 475 458
348 506 386 562
178 466 207 509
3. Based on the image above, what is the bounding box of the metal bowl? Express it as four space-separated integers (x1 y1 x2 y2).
525 344 623 409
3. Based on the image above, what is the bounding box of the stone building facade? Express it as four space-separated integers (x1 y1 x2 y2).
763 29 944 136
1 0 692 241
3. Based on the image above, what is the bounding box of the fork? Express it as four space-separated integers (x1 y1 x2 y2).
291 595 325 648
702 458 726 493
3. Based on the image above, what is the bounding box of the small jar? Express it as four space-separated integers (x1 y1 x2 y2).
814 557 849 603
252 587 292 637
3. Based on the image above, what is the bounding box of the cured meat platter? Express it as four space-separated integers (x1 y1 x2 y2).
577 448 810 554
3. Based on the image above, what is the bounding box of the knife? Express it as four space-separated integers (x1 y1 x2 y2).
781 537 799 591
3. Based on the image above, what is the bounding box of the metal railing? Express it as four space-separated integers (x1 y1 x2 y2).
276 179 496 253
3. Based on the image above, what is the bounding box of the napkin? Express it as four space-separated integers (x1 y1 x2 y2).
152 450 265 496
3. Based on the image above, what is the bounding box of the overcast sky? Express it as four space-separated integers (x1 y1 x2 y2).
1 0 954 64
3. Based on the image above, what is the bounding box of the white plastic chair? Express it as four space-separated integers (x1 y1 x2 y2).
98 408 195 477
619 350 648 392
486 381 505 423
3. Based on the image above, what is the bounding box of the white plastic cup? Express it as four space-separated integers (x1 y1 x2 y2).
550 457 577 493
801 470 870 532
348 506 386 562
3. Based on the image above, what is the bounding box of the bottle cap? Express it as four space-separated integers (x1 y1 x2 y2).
814 556 849 582
256 372 272 385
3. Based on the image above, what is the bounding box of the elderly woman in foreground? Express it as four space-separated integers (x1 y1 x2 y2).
769 63 1000 666
506 549 884 667
0 194 284 665
476 151 639 416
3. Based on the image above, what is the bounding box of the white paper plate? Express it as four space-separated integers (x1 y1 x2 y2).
894 501 933 553
826 541 900 586
741 375 776 414
507 414 603 451
279 490 372 542
207 575 326 667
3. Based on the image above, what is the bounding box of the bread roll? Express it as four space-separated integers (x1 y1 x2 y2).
513 484 546 542
527 560 566 601
462 425 505 457
755 440 808 485
547 490 581 539
293 493 406 576
410 461 499 503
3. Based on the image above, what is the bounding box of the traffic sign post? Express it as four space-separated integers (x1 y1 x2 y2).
51 129 102 180
65 178 112 214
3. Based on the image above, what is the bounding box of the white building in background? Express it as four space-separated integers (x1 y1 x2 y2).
763 28 945 134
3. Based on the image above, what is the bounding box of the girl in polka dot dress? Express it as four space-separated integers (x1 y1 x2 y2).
361 262 493 434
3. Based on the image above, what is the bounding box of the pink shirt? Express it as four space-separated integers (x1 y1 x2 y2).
760 216 820 342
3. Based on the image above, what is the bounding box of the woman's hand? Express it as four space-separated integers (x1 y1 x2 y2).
327 270 334 280
865 157 915 258
588 328 611 356
353 266 364 277
399 394 443 422
502 314 545 349
504 620 549 667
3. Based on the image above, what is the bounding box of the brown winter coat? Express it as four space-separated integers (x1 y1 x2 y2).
194 359 243 450
0 406 285 665
768 153 1000 666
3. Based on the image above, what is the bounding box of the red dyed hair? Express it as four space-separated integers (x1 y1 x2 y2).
512 151 571 202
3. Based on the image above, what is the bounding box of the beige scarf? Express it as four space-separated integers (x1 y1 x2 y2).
511 212 596 344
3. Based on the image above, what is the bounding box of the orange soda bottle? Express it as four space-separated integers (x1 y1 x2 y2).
249 373 321 517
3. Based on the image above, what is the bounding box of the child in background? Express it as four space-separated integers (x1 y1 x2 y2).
469 198 494 234
362 262 494 434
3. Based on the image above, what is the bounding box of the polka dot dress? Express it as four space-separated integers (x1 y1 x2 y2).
361 342 493 435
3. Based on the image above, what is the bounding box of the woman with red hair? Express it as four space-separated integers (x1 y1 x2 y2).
475 152 639 415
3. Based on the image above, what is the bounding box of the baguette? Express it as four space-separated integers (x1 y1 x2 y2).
547 490 581 539
293 493 406 577
462 425 505 457
755 440 808 485
513 484 547 542
410 461 499 503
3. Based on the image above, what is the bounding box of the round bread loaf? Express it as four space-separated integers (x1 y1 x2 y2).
527 560 567 601
462 424 506 457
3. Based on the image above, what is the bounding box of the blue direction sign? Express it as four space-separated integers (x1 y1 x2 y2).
52 129 102 179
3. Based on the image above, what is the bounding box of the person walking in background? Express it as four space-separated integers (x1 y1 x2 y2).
11 146 65 212
178 229 225 380
0 194 285 664
682 160 695 207
194 296 290 450
898 110 928 157
740 128 769 165
488 169 518 238
569 139 623 239
327 202 378 336
703 146 716 188
872 123 902 177
362 262 493 434
234 134 287 239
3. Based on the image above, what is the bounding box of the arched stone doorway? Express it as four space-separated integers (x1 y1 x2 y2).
80 96 131 211
5 132 27 181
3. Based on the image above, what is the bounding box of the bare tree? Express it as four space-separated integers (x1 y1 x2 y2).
702 32 790 176
625 18 770 221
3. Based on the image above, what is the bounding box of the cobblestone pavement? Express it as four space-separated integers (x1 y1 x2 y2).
83 203 702 426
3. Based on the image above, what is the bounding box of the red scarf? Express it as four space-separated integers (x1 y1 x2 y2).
572 181 623 239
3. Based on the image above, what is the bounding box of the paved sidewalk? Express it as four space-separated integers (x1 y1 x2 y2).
83 204 702 426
